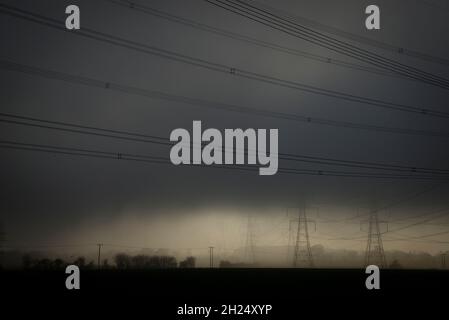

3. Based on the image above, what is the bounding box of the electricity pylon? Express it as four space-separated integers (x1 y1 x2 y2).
244 215 256 264
290 206 315 268
364 212 387 268
287 215 295 260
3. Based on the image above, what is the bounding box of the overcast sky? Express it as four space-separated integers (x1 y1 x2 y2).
1 0 449 255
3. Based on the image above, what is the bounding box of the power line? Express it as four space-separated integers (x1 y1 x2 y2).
0 115 170 146
104 0 412 82
387 207 449 223
252 0 449 67
2 111 449 176
2 139 449 180
3 59 449 139
211 0 449 88
355 184 444 220
318 183 444 225
205 0 449 89
327 209 449 240
2 5 449 118
383 237 449 244
3 242 211 251
413 0 449 13
382 211 449 235
280 151 449 175
385 229 449 241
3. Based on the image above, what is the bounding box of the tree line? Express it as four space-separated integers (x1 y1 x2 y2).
20 253 196 270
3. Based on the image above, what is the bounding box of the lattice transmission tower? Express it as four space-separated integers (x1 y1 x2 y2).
290 206 315 268
244 215 256 264
286 213 295 260
364 212 387 268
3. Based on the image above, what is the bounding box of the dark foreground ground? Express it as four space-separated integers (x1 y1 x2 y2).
2 268 448 318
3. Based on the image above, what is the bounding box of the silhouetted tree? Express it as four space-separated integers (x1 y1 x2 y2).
179 256 196 268
35 258 52 270
219 260 252 268
86 261 95 269
157 255 177 268
115 253 131 269
102 259 110 269
53 258 65 269
132 254 150 268
219 260 232 268
21 256 69 270
73 256 86 268
389 259 402 269
114 253 177 269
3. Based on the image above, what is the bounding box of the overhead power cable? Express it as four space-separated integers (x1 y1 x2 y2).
2 111 449 176
250 0 449 67
326 209 449 240
205 0 449 90
104 0 411 82
2 139 449 180
2 60 449 139
382 211 449 234
387 207 449 223
384 229 449 241
326 184 443 223
1 4 449 118
417 0 449 12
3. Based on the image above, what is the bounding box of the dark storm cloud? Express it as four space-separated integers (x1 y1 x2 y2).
1 0 449 246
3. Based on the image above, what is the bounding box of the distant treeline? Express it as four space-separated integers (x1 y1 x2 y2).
19 253 196 270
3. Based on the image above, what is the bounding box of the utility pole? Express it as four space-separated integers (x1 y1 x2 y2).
364 212 387 268
244 215 256 264
97 243 103 269
209 246 214 268
442 253 447 269
292 205 315 268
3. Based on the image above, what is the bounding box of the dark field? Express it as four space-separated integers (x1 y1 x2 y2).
2 268 448 318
